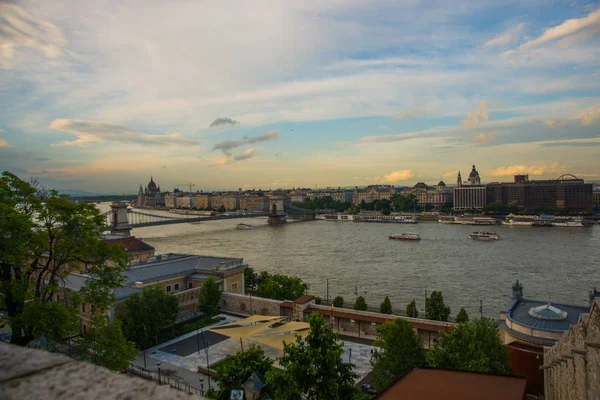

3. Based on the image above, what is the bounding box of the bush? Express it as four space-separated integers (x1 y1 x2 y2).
333 296 345 307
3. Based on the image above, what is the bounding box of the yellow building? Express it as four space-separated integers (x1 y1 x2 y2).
191 195 210 209
210 195 239 211
239 196 267 211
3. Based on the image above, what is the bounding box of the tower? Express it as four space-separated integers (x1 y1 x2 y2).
267 196 287 225
512 279 524 300
457 171 462 187
137 184 144 207
110 201 131 236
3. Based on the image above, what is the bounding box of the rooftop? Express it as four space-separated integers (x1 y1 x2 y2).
102 236 155 254
505 297 589 332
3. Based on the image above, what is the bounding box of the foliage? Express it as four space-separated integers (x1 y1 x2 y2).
209 345 273 400
244 267 257 293
197 277 222 317
292 196 351 213
406 300 419 318
391 193 419 212
456 307 469 323
266 313 358 400
0 172 129 346
21 300 80 344
425 291 450 321
120 287 180 349
314 296 322 305
427 317 511 374
354 296 368 311
75 317 137 371
256 274 308 301
371 319 425 390
380 296 392 314
333 296 344 307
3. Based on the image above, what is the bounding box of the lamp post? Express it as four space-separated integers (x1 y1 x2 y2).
331 304 334 329
204 341 211 389
199 378 204 396
243 372 265 400
156 362 162 385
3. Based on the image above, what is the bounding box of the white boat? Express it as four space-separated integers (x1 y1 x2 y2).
502 214 536 226
469 231 500 241
438 216 457 224
389 233 421 241
236 223 254 230
552 216 584 227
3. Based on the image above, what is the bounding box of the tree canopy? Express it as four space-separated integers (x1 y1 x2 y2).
427 317 511 374
197 276 222 317
380 296 392 314
371 318 425 390
120 287 180 348
266 313 358 400
76 317 137 371
456 307 469 323
256 274 308 301
333 296 344 308
292 196 351 212
354 296 367 311
425 291 450 321
406 299 419 318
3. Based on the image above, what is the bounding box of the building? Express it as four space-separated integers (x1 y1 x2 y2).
453 165 486 210
102 235 156 264
191 194 210 209
136 177 165 207
592 189 600 211
288 191 308 203
407 181 452 210
498 280 591 395
239 196 268 211
210 195 239 211
175 195 192 209
308 188 353 203
373 368 526 400
486 174 593 212
352 185 395 205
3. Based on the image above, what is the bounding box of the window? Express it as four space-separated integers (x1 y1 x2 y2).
188 282 193 289
81 304 86 313
231 282 238 290
166 285 172 293
174 283 180 291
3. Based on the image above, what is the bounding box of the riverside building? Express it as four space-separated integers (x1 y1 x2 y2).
453 165 486 210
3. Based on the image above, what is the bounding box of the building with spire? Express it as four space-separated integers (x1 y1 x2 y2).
136 176 165 207
453 164 486 210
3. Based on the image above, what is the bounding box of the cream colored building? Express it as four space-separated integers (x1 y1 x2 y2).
191 195 210 209
352 185 395 205
240 196 267 211
210 195 239 211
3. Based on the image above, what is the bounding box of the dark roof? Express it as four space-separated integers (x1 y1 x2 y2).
413 182 428 190
374 368 526 400
498 320 557 346
294 295 315 304
505 297 589 332
437 181 446 187
103 236 155 255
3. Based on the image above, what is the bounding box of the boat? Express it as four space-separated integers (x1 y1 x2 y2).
438 216 457 224
469 231 500 241
503 214 537 226
388 233 421 241
236 223 254 230
552 216 584 227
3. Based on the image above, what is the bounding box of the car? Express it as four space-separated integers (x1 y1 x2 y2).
361 384 377 395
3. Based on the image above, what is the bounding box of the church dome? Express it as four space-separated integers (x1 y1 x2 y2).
148 177 157 190
437 181 446 187
413 182 428 190
469 165 479 178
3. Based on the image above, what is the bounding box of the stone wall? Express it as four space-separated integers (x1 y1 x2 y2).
542 298 600 400
220 292 282 317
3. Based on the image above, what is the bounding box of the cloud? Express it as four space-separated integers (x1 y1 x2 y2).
210 148 257 167
323 57 437 70
518 9 600 50
469 132 496 144
161 165 167 169
212 130 279 155
461 101 490 128
395 110 422 119
0 138 7 148
361 129 448 143
484 23 525 47
544 119 564 128
442 170 458 178
489 162 561 177
49 119 197 147
208 117 240 128
0 3 66 69
381 169 415 183
577 104 600 125
233 148 256 161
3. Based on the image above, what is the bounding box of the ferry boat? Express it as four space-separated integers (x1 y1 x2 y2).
388 233 421 241
456 216 497 225
438 216 457 224
503 214 584 227
236 223 254 230
469 231 500 241
317 213 354 221
503 214 537 226
354 214 417 223
552 216 584 227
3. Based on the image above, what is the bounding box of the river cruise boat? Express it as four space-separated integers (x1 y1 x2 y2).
503 214 538 226
552 216 584 227
469 231 500 241
236 223 254 230
438 216 457 224
456 216 497 225
354 214 417 223
317 213 354 221
389 233 421 241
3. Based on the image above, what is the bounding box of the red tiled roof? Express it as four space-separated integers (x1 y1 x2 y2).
280 301 293 309
294 295 315 304
103 236 155 254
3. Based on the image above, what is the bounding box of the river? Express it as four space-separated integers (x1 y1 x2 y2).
99 203 599 318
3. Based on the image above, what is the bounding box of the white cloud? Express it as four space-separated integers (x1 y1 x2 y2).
489 162 561 177
577 104 600 125
484 23 525 47
233 148 256 161
395 110 422 119
518 9 600 49
0 3 66 69
469 132 496 144
324 56 437 70
212 130 279 155
461 101 490 128
544 119 564 128
49 119 197 147
0 138 8 148
381 169 415 183
442 170 458 178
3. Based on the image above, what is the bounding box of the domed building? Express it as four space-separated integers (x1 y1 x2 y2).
454 164 486 210
137 176 165 207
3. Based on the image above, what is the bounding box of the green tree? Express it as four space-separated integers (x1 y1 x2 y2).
266 313 358 400
197 277 222 317
354 296 367 311
333 296 344 308
427 318 511 374
0 172 128 346
256 274 308 301
380 296 392 314
208 345 273 400
120 287 180 348
456 307 469 323
425 291 450 321
76 317 137 371
406 299 419 318
371 319 425 390
244 267 257 293
314 296 322 305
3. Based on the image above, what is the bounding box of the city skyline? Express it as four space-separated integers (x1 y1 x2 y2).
1 1 599 193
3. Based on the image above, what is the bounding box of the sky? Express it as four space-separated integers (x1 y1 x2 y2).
1 0 599 193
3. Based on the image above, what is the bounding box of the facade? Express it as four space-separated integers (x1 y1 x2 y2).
175 195 192 209
239 196 268 211
136 177 165 207
454 165 486 210
288 191 308 203
408 181 453 210
102 235 156 264
308 189 353 203
352 185 395 205
209 195 239 211
592 190 600 211
498 280 591 396
191 194 210 209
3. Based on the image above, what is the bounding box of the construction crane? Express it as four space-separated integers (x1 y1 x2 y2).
176 182 195 193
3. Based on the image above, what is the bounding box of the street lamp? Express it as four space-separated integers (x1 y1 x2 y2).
156 362 162 385
204 341 211 388
199 378 204 396
243 373 265 400
331 304 334 329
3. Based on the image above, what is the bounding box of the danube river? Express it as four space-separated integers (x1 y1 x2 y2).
100 204 599 318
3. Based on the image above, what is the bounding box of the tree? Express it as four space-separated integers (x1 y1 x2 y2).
380 296 392 314
427 318 511 374
371 319 425 390
76 317 137 371
244 267 257 293
256 274 308 301
266 313 358 400
456 307 469 323
120 287 180 348
314 296 322 305
197 277 222 317
0 172 129 346
218 204 226 213
208 345 273 400
425 291 450 321
333 296 344 308
406 300 419 318
354 296 367 311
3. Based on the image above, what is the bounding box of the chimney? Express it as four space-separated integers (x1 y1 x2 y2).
160 254 169 261
512 280 524 300
133 281 144 288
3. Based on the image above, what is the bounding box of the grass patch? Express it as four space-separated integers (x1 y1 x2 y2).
157 316 221 344
212 356 235 374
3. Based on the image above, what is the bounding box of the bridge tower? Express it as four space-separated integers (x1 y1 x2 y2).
267 196 287 225
110 201 132 236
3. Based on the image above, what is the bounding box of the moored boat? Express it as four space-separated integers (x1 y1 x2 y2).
236 223 254 230
389 233 421 241
469 231 500 241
